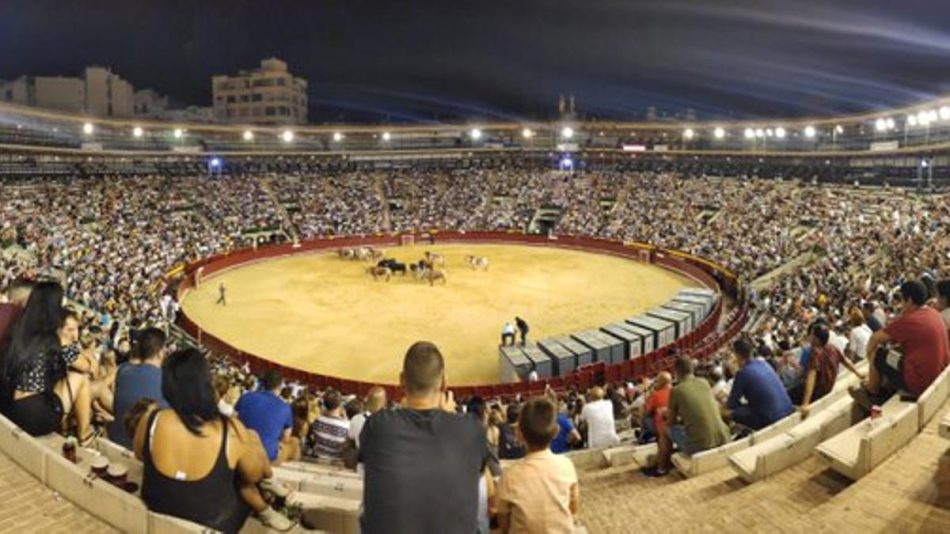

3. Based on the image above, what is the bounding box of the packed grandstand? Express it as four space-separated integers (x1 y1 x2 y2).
1 97 950 533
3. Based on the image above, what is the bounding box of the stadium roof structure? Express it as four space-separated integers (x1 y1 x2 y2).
3 96 950 158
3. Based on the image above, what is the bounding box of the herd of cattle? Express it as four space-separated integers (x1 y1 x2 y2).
336 246 489 286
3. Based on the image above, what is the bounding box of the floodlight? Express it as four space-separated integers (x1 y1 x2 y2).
243 130 254 141
561 126 574 139
333 132 344 142
82 122 94 135
381 131 391 142
282 130 294 142
804 126 816 138
940 106 950 120
132 126 144 138
775 127 786 139
470 128 482 140
907 115 918 127
744 128 755 139
683 128 695 140
173 128 184 139
522 128 534 139
713 127 725 139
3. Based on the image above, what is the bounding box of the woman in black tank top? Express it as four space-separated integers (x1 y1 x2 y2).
142 409 250 532
133 349 295 532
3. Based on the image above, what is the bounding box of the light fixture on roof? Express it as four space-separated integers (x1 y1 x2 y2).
132 126 144 138
765 128 774 138
381 131 391 142
917 111 931 126
907 115 918 127
940 106 950 120
755 128 765 138
835 125 844 134
875 118 887 132
82 122 94 135
333 132 344 142
683 128 695 140
713 127 725 139
282 130 294 143
560 126 574 139
744 128 755 139
522 128 534 139
243 130 254 141
804 125 816 138
775 127 786 139
173 128 184 139
470 128 482 140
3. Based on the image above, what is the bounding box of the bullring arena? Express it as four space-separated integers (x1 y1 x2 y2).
4 11 950 529
181 240 695 385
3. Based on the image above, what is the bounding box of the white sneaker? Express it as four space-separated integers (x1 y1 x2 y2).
258 506 296 532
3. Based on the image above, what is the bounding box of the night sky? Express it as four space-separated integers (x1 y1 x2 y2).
3 0 950 123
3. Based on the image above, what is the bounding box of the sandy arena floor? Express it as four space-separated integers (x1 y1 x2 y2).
181 243 696 385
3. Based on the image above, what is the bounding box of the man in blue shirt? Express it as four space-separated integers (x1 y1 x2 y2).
235 370 296 463
724 336 795 430
549 406 581 453
109 328 169 448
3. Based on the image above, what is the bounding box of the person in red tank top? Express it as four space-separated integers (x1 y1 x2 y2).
858 280 950 405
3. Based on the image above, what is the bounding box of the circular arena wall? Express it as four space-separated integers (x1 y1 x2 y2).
175 231 746 399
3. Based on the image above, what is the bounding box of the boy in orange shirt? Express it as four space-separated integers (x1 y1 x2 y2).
497 397 580 534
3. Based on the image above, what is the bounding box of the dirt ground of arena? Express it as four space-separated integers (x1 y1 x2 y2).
181 243 696 386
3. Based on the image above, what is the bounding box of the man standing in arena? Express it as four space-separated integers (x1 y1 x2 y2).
359 341 489 534
516 316 529 346
216 282 227 306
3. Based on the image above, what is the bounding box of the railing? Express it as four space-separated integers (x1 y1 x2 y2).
175 231 748 399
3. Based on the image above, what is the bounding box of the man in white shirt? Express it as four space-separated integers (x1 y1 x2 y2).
828 325 849 354
501 322 516 346
847 308 873 362
348 386 387 448
580 386 620 449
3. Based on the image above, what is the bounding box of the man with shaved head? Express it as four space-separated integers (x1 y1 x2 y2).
359 341 490 534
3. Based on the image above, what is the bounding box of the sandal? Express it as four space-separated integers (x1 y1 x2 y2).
79 428 103 448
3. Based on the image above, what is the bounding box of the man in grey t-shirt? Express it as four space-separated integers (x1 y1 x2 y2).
359 341 489 534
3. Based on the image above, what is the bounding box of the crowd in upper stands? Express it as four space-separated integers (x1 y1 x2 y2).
1 167 950 532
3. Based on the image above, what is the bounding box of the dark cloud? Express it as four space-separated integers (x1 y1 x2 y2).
2 0 949 122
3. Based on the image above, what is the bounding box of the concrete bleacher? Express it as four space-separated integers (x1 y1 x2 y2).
0 411 353 533
728 363 866 483
814 363 950 481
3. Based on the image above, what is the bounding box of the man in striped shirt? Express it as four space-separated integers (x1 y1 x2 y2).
307 389 350 460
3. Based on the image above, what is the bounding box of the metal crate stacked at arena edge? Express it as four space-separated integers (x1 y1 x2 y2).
505 287 720 381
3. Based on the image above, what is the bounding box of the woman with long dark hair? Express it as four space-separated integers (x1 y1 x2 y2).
133 348 295 532
0 281 96 441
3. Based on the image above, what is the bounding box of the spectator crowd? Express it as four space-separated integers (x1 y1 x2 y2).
1 167 949 532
